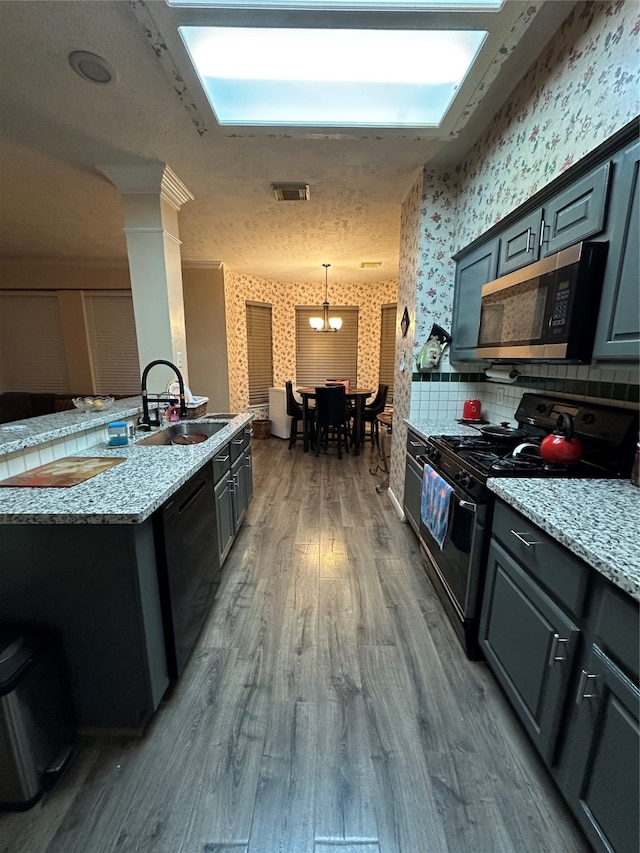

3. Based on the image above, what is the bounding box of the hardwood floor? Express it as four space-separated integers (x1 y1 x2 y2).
0 438 590 853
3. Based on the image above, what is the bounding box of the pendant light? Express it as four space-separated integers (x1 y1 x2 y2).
309 263 342 332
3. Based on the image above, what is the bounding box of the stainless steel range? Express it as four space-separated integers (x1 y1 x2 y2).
419 393 638 659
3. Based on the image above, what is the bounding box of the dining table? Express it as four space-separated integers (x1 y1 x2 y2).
296 386 373 456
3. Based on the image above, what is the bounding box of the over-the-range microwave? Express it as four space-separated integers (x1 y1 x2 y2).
476 241 608 363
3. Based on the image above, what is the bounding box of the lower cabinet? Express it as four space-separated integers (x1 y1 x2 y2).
480 500 640 853
213 427 254 565
403 430 427 536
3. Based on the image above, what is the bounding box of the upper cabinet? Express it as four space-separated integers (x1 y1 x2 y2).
451 122 639 366
496 161 611 277
592 140 640 362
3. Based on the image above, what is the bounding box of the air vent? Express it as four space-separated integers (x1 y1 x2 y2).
360 261 382 269
272 182 310 201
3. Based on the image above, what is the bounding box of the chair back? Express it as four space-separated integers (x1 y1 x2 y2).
366 383 389 415
314 386 348 428
285 381 302 419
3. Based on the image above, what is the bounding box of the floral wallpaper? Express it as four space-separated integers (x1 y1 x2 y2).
223 268 397 413
388 0 640 504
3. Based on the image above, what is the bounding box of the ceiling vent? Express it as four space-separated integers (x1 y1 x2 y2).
360 261 382 269
272 182 310 201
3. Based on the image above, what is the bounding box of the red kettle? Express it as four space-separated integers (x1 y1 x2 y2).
540 414 583 464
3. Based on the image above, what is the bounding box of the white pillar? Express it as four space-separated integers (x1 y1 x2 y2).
97 163 193 390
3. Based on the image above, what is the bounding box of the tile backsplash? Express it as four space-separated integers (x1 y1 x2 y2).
411 364 639 426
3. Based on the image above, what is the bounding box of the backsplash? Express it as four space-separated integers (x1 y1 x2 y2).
411 365 639 426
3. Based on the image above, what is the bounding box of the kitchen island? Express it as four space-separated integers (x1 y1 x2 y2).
0 402 253 733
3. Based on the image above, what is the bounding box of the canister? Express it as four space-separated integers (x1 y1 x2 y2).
107 421 128 446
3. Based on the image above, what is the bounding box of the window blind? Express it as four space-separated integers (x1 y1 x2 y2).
379 303 397 402
84 292 140 395
0 292 71 392
246 301 273 405
295 306 358 387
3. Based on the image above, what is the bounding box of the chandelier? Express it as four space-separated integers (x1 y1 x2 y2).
309 263 342 332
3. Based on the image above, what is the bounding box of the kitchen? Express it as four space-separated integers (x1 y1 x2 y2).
0 1 639 851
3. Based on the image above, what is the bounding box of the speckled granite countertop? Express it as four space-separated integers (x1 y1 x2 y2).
0 406 253 524
404 418 483 441
0 396 144 455
488 479 640 602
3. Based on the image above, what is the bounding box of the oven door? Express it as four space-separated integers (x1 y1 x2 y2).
419 471 487 622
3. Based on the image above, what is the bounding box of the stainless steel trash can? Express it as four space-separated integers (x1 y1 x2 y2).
0 624 74 810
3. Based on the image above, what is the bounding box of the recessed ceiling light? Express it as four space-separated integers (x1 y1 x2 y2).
178 26 487 127
68 51 115 85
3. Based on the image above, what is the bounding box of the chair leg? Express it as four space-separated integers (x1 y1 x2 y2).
288 417 297 449
315 425 322 456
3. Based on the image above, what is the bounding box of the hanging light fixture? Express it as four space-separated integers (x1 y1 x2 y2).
309 263 342 332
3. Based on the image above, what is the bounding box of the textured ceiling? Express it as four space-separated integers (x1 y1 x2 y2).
0 0 574 284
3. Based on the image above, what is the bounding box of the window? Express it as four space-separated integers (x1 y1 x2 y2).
84 292 140 395
379 303 397 403
295 306 358 387
0 292 71 393
246 301 273 405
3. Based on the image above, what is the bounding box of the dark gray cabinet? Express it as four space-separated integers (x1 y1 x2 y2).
213 428 253 565
496 161 610 277
481 499 640 853
480 537 579 761
592 139 640 361
231 429 252 533
450 239 499 362
403 430 428 536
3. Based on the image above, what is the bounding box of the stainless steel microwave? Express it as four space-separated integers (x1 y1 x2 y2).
476 241 608 363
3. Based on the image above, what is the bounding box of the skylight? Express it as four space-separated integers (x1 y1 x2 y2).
170 1 502 8
178 26 487 127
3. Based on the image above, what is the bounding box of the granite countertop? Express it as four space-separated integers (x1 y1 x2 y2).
404 418 484 441
488 478 640 602
0 407 253 524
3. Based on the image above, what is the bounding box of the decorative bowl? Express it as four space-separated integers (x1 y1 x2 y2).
72 396 115 412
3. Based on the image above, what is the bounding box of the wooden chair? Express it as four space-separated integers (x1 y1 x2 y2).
286 381 315 449
314 386 350 459
360 383 389 445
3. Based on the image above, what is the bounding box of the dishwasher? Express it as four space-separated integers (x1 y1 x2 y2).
154 464 219 678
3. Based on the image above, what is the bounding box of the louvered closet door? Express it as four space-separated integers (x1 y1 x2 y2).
84 292 140 395
0 292 71 392
295 306 358 387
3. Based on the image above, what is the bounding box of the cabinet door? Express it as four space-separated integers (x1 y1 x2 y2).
592 140 640 361
450 239 499 362
561 646 639 853
214 474 234 565
496 209 542 276
543 161 611 256
231 455 247 532
403 455 423 536
479 539 579 762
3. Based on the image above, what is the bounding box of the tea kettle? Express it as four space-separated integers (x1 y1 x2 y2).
540 414 583 464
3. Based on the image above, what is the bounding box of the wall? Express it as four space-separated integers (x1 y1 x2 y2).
389 0 640 503
223 267 397 413
182 266 230 411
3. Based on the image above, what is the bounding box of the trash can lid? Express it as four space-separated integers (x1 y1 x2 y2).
0 625 39 695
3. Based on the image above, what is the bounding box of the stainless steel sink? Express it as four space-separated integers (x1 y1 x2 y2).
136 422 225 446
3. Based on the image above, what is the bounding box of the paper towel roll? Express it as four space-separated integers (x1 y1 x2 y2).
485 366 519 384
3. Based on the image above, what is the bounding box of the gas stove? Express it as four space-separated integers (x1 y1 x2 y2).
423 393 638 503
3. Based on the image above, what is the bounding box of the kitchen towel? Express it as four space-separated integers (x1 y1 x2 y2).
421 463 454 550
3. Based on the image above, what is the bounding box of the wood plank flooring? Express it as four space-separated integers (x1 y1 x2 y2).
0 437 591 853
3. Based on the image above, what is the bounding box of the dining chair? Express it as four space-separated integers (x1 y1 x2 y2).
286 381 315 449
314 386 350 459
360 383 389 445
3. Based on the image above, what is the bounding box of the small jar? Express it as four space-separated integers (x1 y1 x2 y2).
108 421 129 446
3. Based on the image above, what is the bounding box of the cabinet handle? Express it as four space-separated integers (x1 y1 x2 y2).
510 529 541 547
215 454 230 463
575 670 599 705
548 632 568 666
409 441 424 448
227 476 236 493
525 228 534 253
539 219 548 247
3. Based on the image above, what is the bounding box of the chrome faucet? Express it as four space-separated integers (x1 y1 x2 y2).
140 359 187 430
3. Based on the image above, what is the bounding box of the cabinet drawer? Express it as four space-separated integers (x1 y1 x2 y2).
406 431 428 462
212 444 231 484
492 501 589 616
593 579 639 684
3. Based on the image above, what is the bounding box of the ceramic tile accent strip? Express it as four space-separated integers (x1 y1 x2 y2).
488 478 640 602
0 406 253 524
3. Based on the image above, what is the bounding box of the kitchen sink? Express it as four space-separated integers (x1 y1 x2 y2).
136 422 225 447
